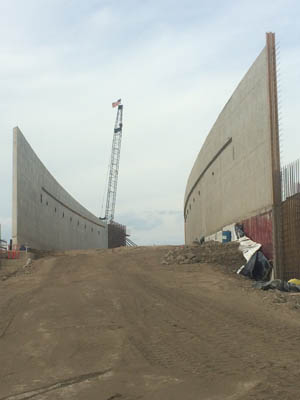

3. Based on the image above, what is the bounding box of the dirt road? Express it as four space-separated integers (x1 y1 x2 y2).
1 246 300 399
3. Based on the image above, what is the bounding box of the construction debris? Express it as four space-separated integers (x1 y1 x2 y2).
254 279 300 292
161 241 245 272
0 257 34 281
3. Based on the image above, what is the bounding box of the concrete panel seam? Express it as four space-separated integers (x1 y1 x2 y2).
184 137 232 214
42 187 105 229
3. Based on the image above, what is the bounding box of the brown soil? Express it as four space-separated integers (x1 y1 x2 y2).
161 241 245 272
1 245 300 399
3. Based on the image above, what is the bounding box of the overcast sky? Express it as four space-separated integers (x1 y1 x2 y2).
0 0 299 244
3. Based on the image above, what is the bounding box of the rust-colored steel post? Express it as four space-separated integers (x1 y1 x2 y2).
266 32 283 279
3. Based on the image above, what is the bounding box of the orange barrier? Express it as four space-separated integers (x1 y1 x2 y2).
7 249 20 259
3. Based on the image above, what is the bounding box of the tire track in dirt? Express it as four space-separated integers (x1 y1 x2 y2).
2 247 300 399
108 250 300 398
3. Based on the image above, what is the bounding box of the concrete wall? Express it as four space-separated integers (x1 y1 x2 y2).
12 127 108 250
184 44 274 244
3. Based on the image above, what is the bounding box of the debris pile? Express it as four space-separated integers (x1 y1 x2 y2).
161 241 245 271
254 279 300 292
0 257 33 281
23 257 33 274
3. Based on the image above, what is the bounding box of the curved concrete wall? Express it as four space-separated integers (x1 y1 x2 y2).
184 40 276 244
12 127 108 250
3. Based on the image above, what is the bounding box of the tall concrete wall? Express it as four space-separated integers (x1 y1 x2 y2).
12 127 108 250
184 40 276 245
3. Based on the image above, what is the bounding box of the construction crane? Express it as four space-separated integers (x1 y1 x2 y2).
104 99 123 222
101 100 137 247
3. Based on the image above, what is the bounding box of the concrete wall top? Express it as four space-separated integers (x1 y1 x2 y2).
184 44 274 243
12 127 108 250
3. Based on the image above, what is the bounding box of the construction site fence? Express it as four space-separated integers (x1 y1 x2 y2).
281 158 300 201
0 242 30 260
280 158 300 280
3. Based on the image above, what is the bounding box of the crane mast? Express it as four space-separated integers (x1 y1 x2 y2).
105 102 123 222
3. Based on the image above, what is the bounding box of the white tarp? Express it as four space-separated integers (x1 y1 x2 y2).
237 236 261 274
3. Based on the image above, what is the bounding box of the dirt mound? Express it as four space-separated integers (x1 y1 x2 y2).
2 246 300 399
0 257 35 281
161 241 245 272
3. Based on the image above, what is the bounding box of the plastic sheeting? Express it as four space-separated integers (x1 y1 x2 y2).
236 229 272 281
238 250 272 281
237 236 261 264
204 223 272 281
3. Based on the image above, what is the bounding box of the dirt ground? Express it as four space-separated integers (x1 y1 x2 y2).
1 245 300 400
